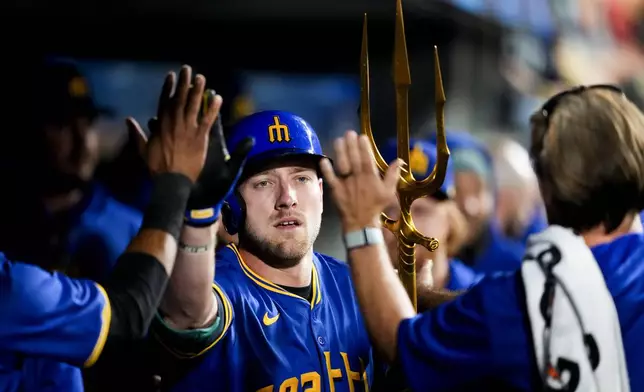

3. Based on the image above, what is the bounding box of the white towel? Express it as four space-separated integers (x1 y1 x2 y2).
521 225 629 392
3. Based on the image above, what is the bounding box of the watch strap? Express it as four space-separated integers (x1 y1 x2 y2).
343 227 384 250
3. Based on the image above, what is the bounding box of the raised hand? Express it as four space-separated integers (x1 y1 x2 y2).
320 130 402 232
126 65 220 183
183 90 255 226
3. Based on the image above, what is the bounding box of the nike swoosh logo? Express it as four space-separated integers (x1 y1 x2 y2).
263 312 280 326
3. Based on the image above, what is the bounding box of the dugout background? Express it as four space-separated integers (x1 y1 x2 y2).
0 0 560 258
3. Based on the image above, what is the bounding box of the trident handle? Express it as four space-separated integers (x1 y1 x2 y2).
360 0 449 311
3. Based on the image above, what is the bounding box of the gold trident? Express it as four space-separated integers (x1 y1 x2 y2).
360 0 449 310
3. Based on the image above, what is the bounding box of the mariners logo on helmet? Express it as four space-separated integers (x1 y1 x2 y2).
221 110 327 235
268 116 291 143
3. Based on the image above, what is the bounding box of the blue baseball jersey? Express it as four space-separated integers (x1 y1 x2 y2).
64 183 142 282
396 232 644 391
0 253 111 391
7 359 84 392
0 183 141 284
469 223 525 274
445 259 482 291
157 244 374 392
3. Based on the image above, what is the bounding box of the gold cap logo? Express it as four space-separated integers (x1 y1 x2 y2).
68 77 88 97
409 143 429 175
232 95 255 121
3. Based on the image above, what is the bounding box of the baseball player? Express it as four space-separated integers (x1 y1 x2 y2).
428 131 525 274
149 110 375 392
0 65 250 392
323 86 644 391
0 61 143 283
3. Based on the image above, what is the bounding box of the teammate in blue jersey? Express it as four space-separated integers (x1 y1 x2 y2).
63 183 143 281
149 110 375 392
380 139 480 297
322 86 644 391
0 61 143 283
428 131 525 273
0 66 251 392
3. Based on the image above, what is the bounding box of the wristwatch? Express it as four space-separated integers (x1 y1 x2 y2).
343 227 384 251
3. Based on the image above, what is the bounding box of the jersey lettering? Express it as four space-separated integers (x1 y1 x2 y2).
256 351 368 392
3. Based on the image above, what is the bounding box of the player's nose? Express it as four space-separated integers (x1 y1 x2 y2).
275 182 297 210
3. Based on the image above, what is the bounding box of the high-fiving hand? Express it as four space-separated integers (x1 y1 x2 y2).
126 66 254 226
183 92 254 226
126 65 218 183
320 130 402 232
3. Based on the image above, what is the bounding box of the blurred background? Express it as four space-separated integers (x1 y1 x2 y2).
2 0 644 261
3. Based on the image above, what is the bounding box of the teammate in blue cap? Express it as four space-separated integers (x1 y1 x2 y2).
0 60 144 283
149 110 376 391
380 139 481 299
429 131 525 273
324 86 644 391
0 66 251 392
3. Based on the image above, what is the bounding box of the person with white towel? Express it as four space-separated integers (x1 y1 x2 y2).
321 85 644 391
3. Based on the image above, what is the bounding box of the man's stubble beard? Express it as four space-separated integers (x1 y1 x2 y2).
238 216 322 270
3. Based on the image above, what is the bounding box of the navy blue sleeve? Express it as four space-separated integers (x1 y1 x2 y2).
397 272 537 391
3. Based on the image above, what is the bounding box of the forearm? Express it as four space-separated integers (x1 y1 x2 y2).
125 173 192 275
103 173 192 341
417 285 462 312
160 225 217 330
125 230 178 275
348 242 415 363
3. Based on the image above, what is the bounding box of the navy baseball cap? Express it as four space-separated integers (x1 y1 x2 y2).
34 61 112 123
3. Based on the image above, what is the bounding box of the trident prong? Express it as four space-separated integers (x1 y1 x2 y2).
360 0 449 311
360 13 389 176
394 0 411 171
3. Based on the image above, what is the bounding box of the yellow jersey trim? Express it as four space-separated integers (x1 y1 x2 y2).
154 283 234 359
195 283 234 356
228 244 322 309
84 283 112 368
